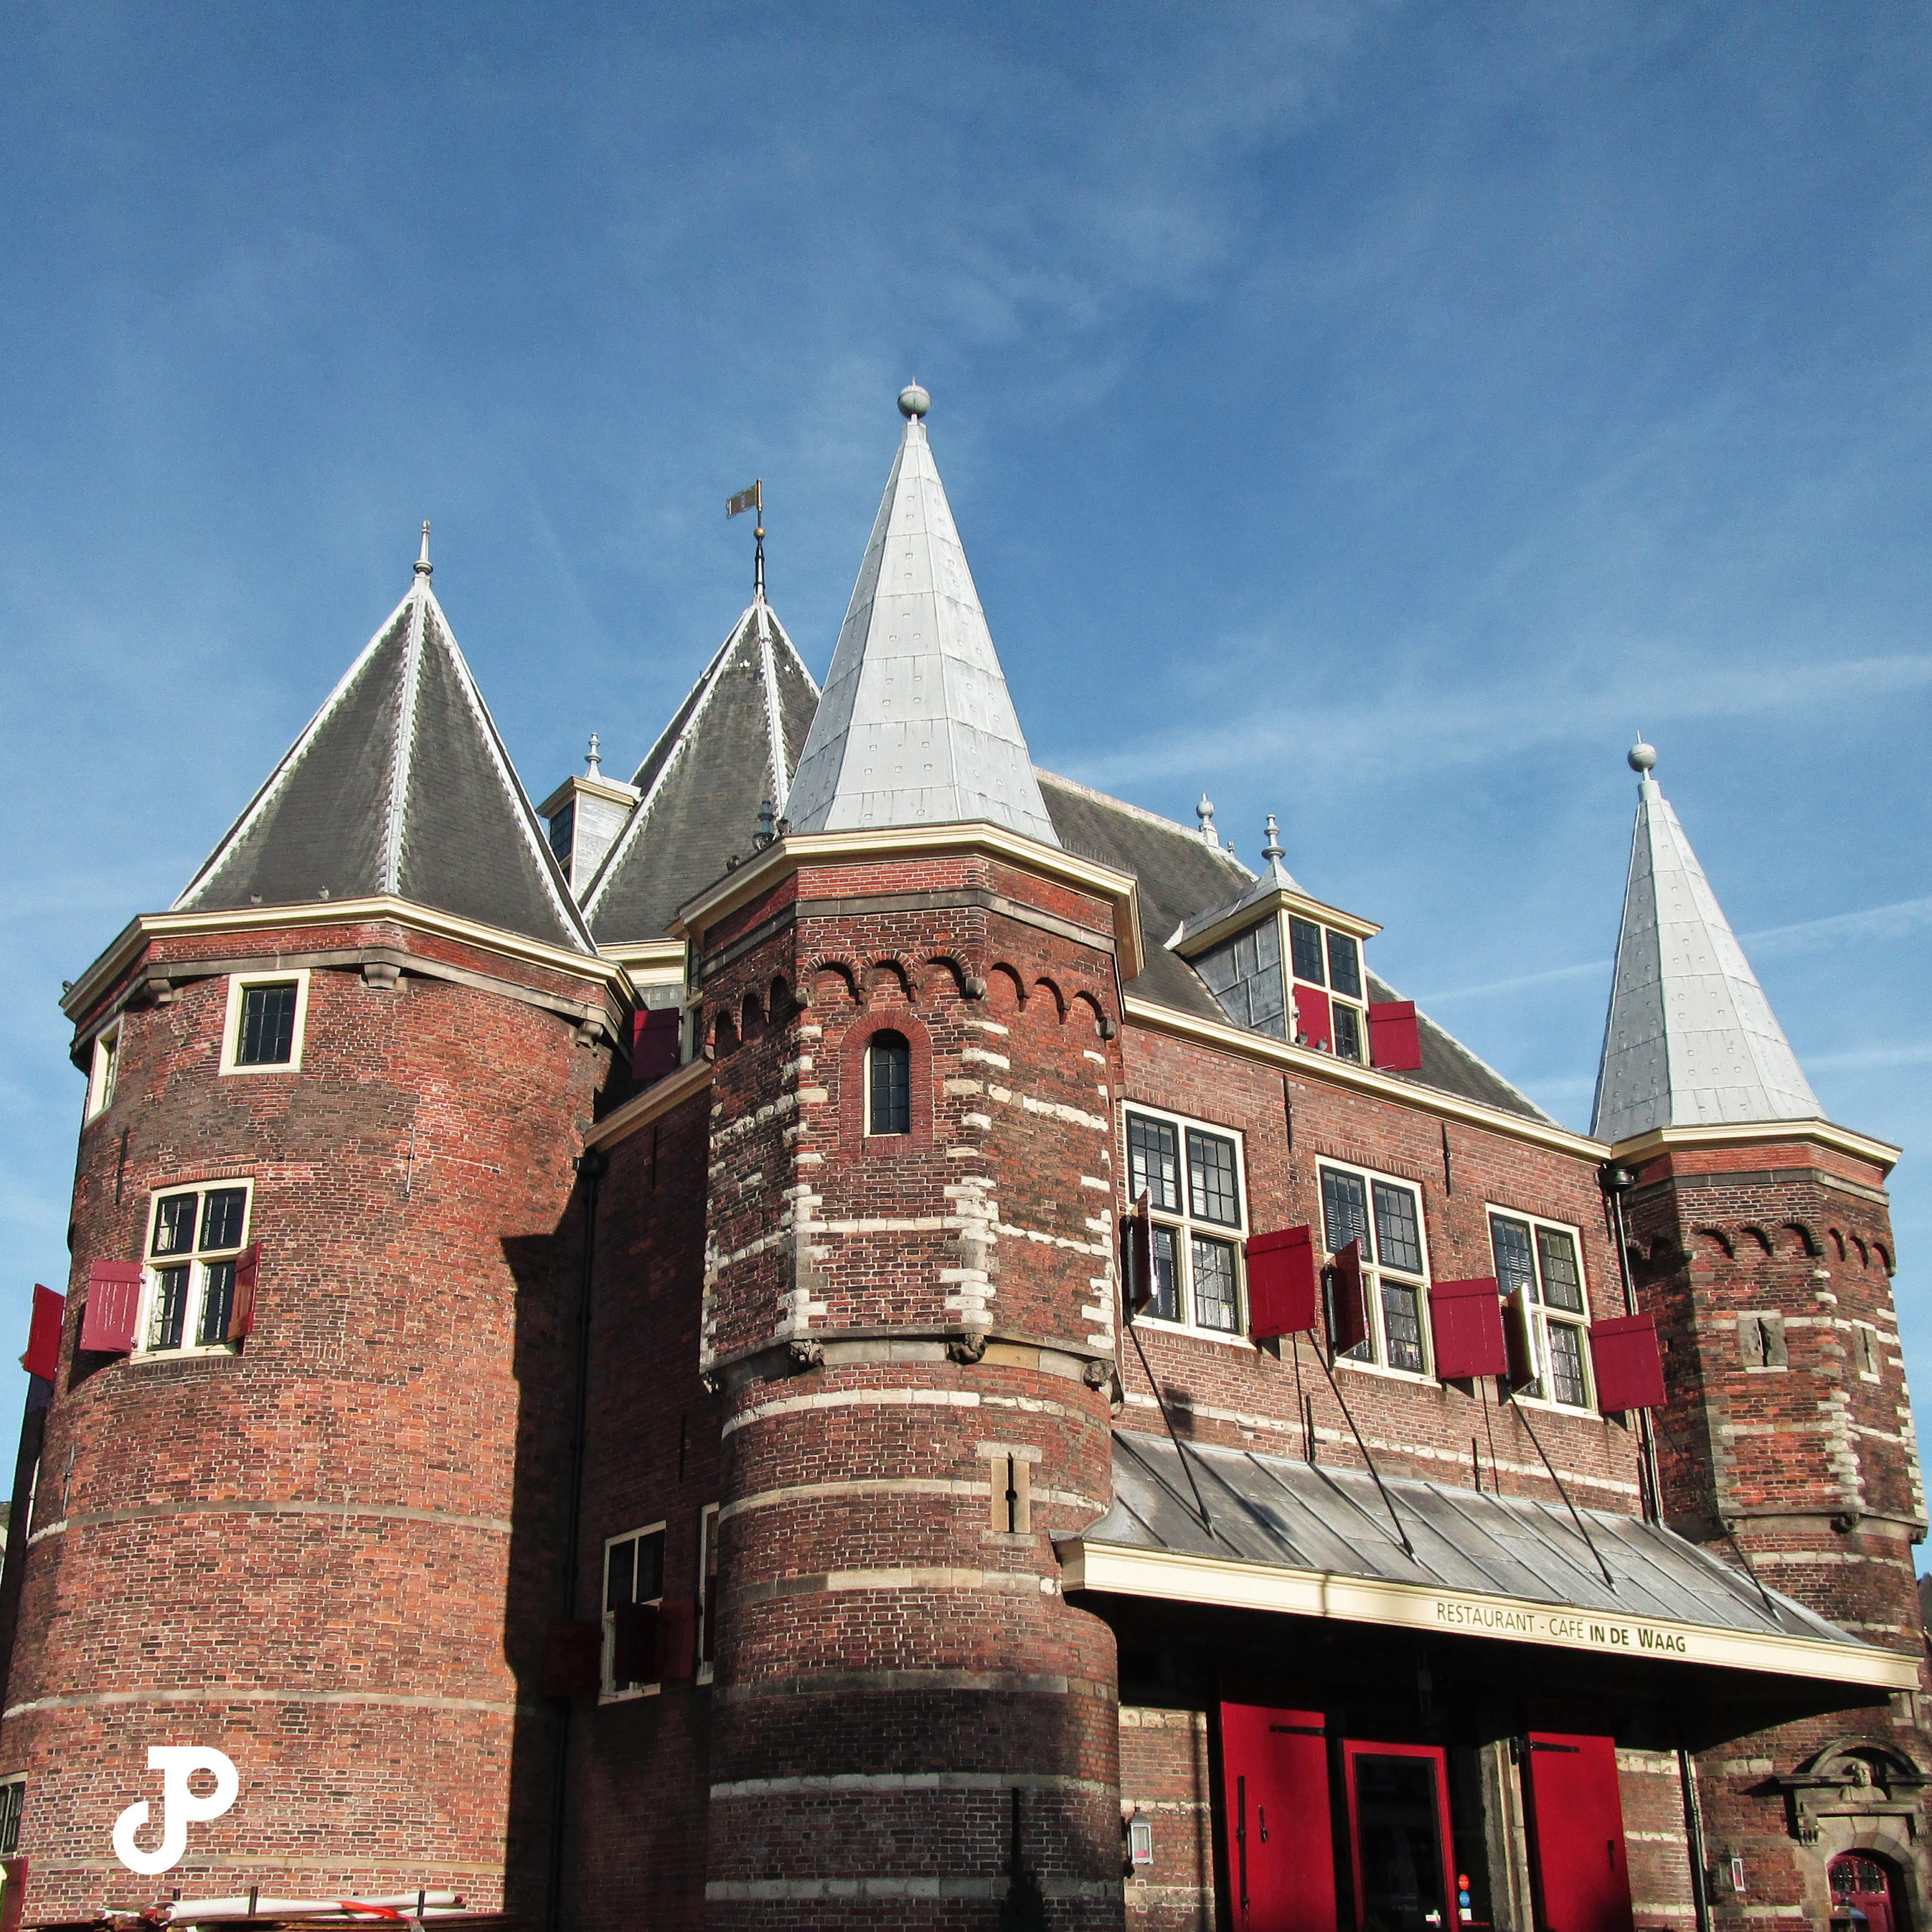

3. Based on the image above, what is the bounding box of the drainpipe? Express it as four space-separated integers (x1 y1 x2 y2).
545 1148 606 1932
1677 1746 1715 1932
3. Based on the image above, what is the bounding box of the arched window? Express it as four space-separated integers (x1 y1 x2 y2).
1832 1854 1900 1932
866 1031 912 1136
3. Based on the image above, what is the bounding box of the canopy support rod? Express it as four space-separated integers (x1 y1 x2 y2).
1510 1395 1617 1590
1314 1344 1414 1559
1127 1317 1214 1534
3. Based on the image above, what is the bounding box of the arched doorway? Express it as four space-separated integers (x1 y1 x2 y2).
1832 1853 1906 1932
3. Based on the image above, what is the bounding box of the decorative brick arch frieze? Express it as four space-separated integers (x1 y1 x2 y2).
802 951 861 1009
838 1008 935 1154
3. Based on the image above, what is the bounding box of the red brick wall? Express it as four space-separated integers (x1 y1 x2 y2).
6 921 610 1920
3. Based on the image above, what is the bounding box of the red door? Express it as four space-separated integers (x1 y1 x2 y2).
1342 1740 1456 1932
1832 1854 1899 1932
1523 1733 1633 1932
1219 1704 1337 1932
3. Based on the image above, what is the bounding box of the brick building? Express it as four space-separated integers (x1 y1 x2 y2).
3 386 1924 1932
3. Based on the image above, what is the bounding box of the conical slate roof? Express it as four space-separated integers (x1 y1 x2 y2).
582 595 818 943
785 396 1058 845
174 543 595 955
1592 755 1820 1143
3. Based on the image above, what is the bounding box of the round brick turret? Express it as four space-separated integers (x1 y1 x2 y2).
687 831 1135 1931
5 912 619 1919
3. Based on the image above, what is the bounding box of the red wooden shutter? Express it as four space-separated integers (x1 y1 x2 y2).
1328 1241 1368 1356
23 1285 64 1381
0 1856 29 1932
657 1596 697 1682
226 1244 261 1342
1589 1313 1666 1412
78 1261 143 1355
610 1599 660 1686
1429 1277 1507 1380
542 1619 604 1698
1218 1703 1336 1932
1503 1284 1540 1392
1524 1733 1634 1932
632 1008 681 1085
1294 985 1332 1051
1247 1228 1318 1340
1368 1001 1423 1072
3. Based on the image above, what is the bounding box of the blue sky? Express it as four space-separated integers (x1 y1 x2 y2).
4 4 1930 1497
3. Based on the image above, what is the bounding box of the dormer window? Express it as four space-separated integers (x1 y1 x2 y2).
1195 921 1285 1037
1287 917 1366 1060
548 800 576 871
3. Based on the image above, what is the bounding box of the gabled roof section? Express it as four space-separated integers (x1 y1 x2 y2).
582 596 818 944
1036 768 1555 1124
785 395 1058 845
1592 755 1820 1143
174 542 595 955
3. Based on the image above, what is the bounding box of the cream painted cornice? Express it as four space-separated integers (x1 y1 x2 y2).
583 1057 713 1151
672 823 1144 978
1123 994 1607 1161
1174 885 1380 959
597 937 686 980
1057 1540 1916 1690
63 899 632 1023
1611 1118 1900 1178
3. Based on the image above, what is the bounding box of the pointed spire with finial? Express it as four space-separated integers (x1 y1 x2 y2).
586 734 603 779
1197 795 1218 847
1261 814 1284 865
414 521 432 577
1592 737 1820 1142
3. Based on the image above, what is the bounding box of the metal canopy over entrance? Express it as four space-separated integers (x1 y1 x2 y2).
1061 1433 1915 1691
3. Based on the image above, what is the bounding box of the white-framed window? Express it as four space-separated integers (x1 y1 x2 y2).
1488 1209 1592 1409
601 1522 666 1701
0 1775 23 1857
140 1181 252 1356
219 969 311 1076
696 1503 719 1685
1289 915 1368 1063
1320 1161 1432 1377
85 1022 121 1121
1124 1106 1247 1338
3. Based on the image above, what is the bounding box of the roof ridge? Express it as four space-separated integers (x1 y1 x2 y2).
380 583 430 894
1033 766 1255 875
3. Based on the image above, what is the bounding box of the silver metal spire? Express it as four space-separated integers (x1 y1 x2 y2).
1261 814 1284 863
785 387 1058 844
586 734 602 779
1592 743 1820 1143
415 521 432 577
1197 795 1217 846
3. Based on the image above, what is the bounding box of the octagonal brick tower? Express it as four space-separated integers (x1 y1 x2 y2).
688 392 1134 1930
5 537 623 1918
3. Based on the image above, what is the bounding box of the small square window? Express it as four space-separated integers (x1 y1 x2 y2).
1332 1001 1364 1063
220 971 310 1076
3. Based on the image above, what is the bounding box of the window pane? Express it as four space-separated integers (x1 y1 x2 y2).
1546 1321 1589 1406
605 1537 637 1611
635 1529 666 1602
1147 1224 1180 1322
867 1032 911 1134
1490 1216 1536 1301
1198 922 1284 1037
153 1195 198 1257
1332 1002 1364 1063
200 1189 248 1254
238 983 298 1066
1186 1130 1241 1227
1326 931 1362 1001
1192 1237 1238 1331
0 1782 21 1857
1127 1115 1182 1214
1321 1168 1371 1263
1288 916 1325 986
150 1267 189 1350
1381 1278 1426 1373
1536 1228 1584 1312
548 800 575 866
198 1261 236 1346
1372 1182 1423 1277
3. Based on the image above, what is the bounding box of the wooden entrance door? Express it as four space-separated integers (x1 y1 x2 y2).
1832 1854 1900 1932
1342 1740 1456 1932
1218 1703 1338 1932
1521 1732 1633 1932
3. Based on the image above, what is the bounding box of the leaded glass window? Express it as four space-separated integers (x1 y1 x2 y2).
1123 1108 1247 1337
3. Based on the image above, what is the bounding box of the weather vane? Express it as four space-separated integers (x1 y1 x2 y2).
727 478 764 599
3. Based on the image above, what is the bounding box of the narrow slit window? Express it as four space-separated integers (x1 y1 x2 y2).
866 1031 912 1136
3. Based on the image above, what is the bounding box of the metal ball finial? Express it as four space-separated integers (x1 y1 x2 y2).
1628 736 1658 774
898 382 930 420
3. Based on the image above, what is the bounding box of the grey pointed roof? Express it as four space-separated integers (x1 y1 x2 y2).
582 596 818 943
1592 766 1820 1143
174 560 595 955
785 410 1058 844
